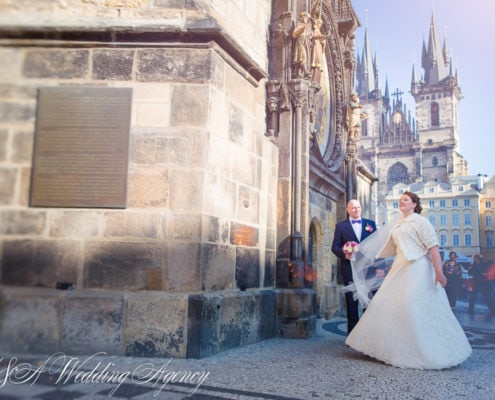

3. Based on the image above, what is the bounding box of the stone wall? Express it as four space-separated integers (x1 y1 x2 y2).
0 0 278 357
308 191 340 317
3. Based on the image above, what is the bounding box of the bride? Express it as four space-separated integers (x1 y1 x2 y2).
345 191 472 369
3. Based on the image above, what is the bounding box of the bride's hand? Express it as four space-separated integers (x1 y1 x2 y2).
435 272 447 287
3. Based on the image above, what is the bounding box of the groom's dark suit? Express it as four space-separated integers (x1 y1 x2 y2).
332 217 376 333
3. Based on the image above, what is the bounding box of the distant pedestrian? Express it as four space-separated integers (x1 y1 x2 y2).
443 251 462 309
468 254 495 320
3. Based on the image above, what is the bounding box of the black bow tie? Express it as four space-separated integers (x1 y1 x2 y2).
351 220 362 224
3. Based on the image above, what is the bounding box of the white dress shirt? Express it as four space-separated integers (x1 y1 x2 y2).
350 218 362 241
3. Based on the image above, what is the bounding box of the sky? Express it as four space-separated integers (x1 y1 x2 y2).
351 0 495 177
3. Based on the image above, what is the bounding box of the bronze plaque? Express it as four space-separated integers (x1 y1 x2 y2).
30 87 132 208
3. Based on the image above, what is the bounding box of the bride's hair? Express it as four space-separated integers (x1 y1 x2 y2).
403 191 422 214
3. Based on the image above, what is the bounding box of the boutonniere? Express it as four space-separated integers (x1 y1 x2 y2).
365 224 373 233
343 241 359 254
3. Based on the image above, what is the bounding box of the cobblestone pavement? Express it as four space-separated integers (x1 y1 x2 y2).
0 300 494 400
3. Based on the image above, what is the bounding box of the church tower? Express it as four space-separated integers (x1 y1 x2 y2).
411 13 468 181
356 12 469 206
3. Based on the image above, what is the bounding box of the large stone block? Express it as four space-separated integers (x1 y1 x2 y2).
259 290 277 339
232 150 256 187
0 287 61 354
0 101 35 123
263 250 275 287
169 170 203 212
186 293 222 358
92 49 134 81
203 174 236 218
228 103 244 144
239 293 261 345
124 292 188 357
165 243 200 291
85 241 164 290
128 128 206 167
235 247 260 290
104 212 160 239
12 130 33 163
19 167 31 206
237 184 259 224
200 243 235 291
170 85 209 127
131 133 174 165
49 210 100 238
186 290 276 358
230 223 258 247
0 129 7 161
201 215 221 243
0 168 17 205
61 291 123 355
127 169 169 208
137 49 211 83
167 214 203 242
225 64 256 114
2 239 81 288
0 210 46 235
23 49 89 78
219 294 243 350
276 289 315 319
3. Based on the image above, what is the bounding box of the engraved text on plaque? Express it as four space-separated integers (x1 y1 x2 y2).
30 87 132 208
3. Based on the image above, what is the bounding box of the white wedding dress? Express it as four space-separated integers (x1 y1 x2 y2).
345 224 472 369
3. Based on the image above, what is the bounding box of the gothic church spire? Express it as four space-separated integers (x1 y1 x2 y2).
422 13 447 84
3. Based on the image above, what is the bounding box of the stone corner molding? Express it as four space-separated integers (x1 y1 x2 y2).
0 17 267 83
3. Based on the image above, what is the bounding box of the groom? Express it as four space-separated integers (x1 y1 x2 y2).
332 199 376 334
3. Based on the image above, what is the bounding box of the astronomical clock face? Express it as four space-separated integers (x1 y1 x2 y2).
314 56 332 156
392 111 402 124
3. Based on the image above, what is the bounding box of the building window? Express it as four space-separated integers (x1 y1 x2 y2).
486 215 493 226
465 234 472 246
452 199 459 207
440 234 447 247
458 186 464 192
431 102 440 126
464 199 470 207
429 200 435 208
388 163 409 189
429 215 436 226
393 202 399 209
361 118 368 136
487 234 494 249
464 213 472 225
429 187 435 193
440 200 446 207
432 157 438 167
440 214 447 226
486 201 492 209
452 214 459 226
453 234 460 246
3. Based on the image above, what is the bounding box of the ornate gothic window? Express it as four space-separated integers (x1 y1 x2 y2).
387 162 409 189
431 102 439 126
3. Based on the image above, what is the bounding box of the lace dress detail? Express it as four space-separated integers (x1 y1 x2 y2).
345 218 472 369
